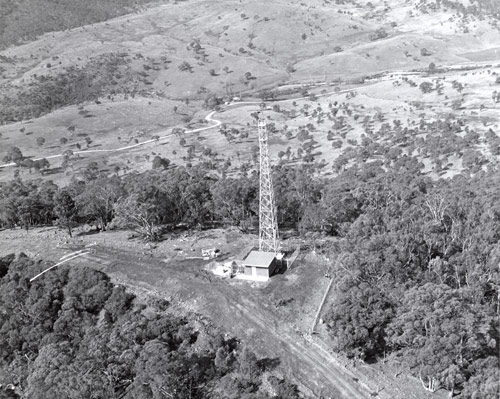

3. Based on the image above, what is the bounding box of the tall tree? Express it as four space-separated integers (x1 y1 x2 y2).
76 175 123 231
2 146 23 165
54 190 77 237
211 176 258 230
151 155 170 170
325 281 394 360
113 193 161 241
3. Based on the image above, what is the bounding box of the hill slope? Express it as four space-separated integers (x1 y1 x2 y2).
0 0 499 182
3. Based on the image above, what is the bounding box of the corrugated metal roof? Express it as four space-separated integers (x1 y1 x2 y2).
244 250 275 268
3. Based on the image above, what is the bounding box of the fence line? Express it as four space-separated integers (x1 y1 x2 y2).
311 276 334 334
286 245 300 269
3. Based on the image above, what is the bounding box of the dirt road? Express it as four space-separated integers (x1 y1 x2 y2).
0 225 442 399
230 301 375 398
0 111 222 169
71 246 377 399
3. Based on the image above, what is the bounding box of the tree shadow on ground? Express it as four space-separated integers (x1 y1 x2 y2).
42 166 63 175
257 357 280 372
76 228 101 237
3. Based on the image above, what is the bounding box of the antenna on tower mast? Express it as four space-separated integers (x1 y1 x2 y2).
257 114 279 254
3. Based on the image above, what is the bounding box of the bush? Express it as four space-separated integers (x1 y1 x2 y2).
419 81 433 93
178 61 192 72
369 28 388 41
420 47 431 56
0 257 299 398
0 53 132 123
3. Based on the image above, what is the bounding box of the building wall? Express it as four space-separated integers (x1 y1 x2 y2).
255 267 269 278
269 260 276 276
244 266 253 276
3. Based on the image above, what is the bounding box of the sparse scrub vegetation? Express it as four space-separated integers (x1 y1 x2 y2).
369 27 388 41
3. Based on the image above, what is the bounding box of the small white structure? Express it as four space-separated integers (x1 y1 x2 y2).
202 248 220 259
242 250 277 281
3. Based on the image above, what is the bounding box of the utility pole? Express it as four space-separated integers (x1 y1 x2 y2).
258 116 279 253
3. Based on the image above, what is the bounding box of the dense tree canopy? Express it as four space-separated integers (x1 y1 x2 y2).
321 164 500 397
0 254 300 398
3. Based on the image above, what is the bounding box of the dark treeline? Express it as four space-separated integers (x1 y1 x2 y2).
1 160 500 397
0 163 322 239
0 254 300 398
0 0 155 49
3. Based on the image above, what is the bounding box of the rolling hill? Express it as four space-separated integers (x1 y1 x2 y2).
0 0 499 182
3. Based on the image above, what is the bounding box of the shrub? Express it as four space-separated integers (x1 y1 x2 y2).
369 28 388 41
420 48 431 56
419 81 433 93
178 61 192 72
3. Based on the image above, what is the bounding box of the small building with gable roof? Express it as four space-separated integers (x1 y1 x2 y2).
243 250 277 281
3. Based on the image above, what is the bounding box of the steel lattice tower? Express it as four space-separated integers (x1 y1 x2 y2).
258 117 279 254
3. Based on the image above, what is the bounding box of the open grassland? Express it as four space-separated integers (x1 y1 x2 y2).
2 0 500 106
0 95 203 183
1 0 500 184
2 62 500 183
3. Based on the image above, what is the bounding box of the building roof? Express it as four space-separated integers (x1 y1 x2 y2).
244 251 276 268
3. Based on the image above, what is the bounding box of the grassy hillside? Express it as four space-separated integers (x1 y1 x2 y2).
1 0 500 183
3 0 498 110
0 0 156 49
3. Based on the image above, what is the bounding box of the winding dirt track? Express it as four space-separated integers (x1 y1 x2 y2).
0 111 222 168
0 84 358 169
1 62 489 170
